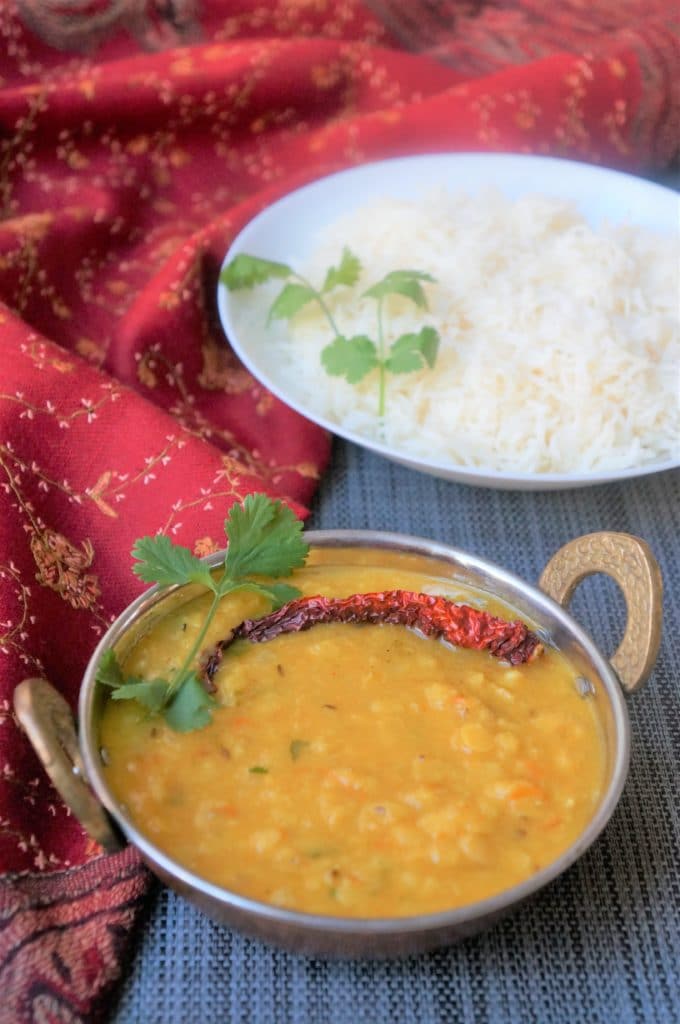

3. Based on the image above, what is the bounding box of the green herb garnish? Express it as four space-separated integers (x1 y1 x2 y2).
249 765 269 774
96 494 308 733
221 249 440 418
289 738 310 761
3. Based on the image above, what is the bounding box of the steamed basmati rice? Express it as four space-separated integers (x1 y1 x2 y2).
248 189 680 474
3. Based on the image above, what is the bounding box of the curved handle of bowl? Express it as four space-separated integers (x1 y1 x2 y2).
538 532 662 694
13 677 124 853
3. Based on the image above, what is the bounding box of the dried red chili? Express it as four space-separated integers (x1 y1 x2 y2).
203 590 543 683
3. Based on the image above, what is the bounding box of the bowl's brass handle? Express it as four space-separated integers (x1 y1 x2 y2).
13 678 124 852
538 532 662 693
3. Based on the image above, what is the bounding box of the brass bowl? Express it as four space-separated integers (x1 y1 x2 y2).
14 530 662 958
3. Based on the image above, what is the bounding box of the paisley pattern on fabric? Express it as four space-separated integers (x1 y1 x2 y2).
0 848 148 1023
15 0 201 52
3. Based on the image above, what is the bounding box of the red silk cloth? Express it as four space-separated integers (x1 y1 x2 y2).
0 1 677 1018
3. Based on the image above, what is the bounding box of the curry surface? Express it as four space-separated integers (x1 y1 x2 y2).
100 550 606 918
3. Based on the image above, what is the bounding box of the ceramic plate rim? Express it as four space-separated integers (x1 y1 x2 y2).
217 152 680 490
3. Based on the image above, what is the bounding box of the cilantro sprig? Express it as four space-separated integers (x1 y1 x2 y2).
96 494 308 733
221 248 440 418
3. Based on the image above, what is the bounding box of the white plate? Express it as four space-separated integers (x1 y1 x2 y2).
217 153 680 490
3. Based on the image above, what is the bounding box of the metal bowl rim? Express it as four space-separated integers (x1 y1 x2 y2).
79 528 630 936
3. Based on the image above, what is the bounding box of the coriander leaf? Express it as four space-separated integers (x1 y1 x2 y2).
290 739 310 761
363 269 436 309
415 325 440 368
321 334 378 384
132 535 216 590
249 765 269 774
219 579 301 609
220 253 291 290
116 493 312 735
97 649 169 714
163 674 215 732
95 648 125 688
322 247 361 293
250 581 300 609
223 493 308 580
385 326 440 374
261 582 300 608
110 680 169 713
267 282 316 323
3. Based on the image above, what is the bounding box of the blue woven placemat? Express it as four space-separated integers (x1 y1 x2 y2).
111 441 680 1024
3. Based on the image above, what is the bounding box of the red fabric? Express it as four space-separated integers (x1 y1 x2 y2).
0 848 146 1023
0 0 677 1018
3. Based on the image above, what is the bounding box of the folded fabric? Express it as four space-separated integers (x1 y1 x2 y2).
0 1 677 1019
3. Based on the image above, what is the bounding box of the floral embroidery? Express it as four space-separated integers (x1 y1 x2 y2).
29 530 101 611
193 536 220 557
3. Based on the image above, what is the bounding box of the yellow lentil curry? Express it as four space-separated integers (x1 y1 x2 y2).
100 548 606 918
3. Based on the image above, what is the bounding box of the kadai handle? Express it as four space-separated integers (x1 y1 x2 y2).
539 531 662 693
13 677 123 852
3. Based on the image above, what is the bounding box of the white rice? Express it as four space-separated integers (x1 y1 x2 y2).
249 189 680 474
